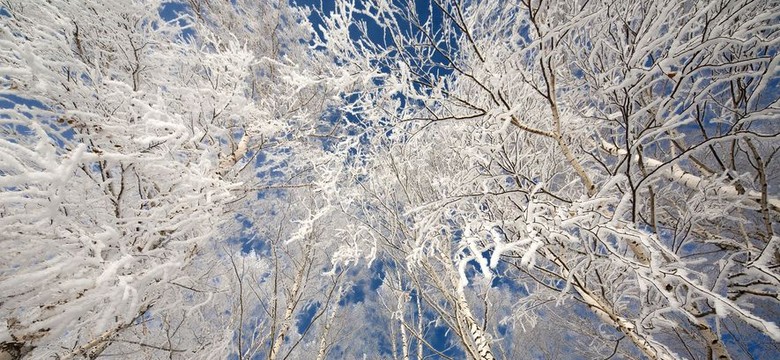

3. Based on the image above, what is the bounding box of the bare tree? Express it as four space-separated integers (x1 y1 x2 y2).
2 0 778 358
320 0 780 358
0 0 341 358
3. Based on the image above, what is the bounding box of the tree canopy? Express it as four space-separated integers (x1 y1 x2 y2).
1 0 779 359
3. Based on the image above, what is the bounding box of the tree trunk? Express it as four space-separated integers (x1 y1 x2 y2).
454 286 495 360
268 259 306 360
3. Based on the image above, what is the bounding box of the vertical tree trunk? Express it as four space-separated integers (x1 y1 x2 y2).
315 304 338 360
268 258 306 360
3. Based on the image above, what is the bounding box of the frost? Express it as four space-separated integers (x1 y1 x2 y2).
3 0 780 358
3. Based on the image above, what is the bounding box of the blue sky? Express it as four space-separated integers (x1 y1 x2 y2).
5 0 778 358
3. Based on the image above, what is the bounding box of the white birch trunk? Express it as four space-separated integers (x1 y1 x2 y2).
454 286 495 360
219 133 250 177
268 262 305 360
546 252 676 360
315 305 338 360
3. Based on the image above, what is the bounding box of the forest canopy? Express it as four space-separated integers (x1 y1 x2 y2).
1 0 779 359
